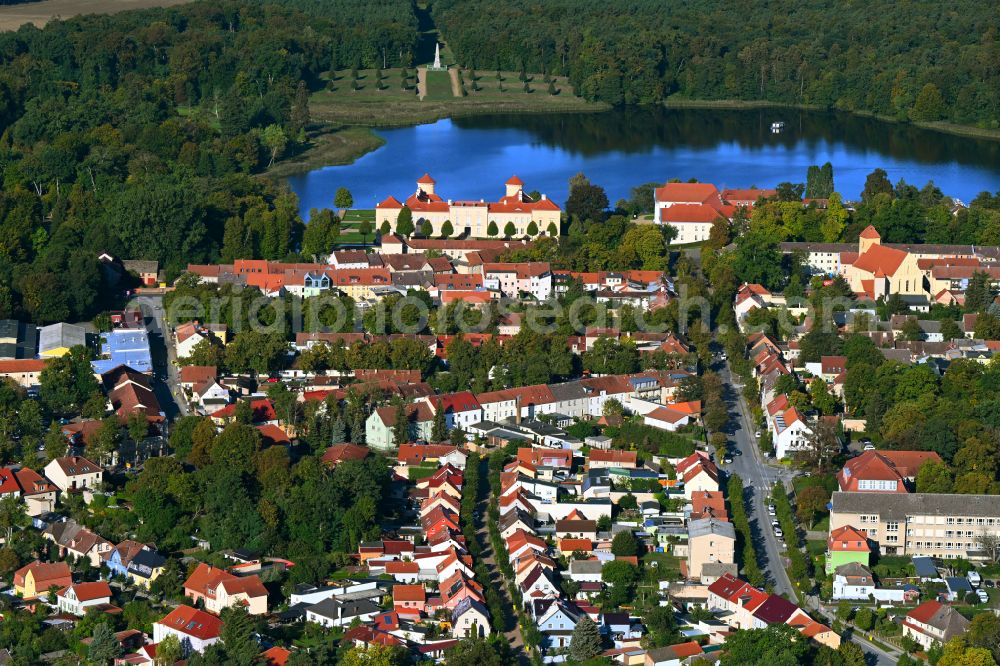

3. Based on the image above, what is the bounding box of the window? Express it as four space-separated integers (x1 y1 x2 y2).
947 517 955 525
887 522 899 532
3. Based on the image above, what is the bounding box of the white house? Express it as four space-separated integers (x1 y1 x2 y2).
772 406 812 460
653 182 732 245
56 582 112 616
644 406 690 432
831 563 906 602
44 456 103 493
153 606 222 656
451 598 491 638
482 263 552 301
174 322 207 360
305 597 381 628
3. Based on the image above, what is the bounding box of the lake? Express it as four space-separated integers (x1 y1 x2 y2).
288 107 1000 220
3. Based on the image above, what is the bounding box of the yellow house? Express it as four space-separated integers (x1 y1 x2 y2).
38 323 87 358
14 561 72 599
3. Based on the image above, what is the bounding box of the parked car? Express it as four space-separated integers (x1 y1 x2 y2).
768 504 776 516
968 571 982 587
755 431 761 438
723 456 733 464
774 527 784 538
977 589 989 603
732 449 742 456
985 579 996 588
771 519 780 528
863 443 876 451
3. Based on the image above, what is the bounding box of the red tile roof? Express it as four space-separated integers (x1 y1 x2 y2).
322 444 370 466
658 203 725 224
261 647 290 666
828 525 870 552
852 244 908 277
393 584 426 603
157 605 223 641
417 173 436 184
655 182 722 205
59 581 112 602
859 225 881 239
0 359 47 374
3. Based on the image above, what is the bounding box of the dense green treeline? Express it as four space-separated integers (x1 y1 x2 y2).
0 1 418 323
433 0 1000 128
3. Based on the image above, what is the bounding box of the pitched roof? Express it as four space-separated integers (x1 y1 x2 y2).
859 225 881 239
261 647 291 666
59 581 112 602
654 182 722 205
157 605 223 641
392 584 426 603
15 560 71 587
322 444 370 466
50 456 102 477
828 525 870 552
588 449 637 465
852 244 908 277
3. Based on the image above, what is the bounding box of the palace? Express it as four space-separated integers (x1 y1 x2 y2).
376 174 561 239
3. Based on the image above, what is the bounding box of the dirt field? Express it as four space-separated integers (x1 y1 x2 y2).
0 0 191 30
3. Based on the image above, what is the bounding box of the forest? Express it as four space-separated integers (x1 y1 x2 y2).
433 0 1000 128
0 0 418 324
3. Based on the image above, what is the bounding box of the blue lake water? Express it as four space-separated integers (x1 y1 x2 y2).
288 107 1000 220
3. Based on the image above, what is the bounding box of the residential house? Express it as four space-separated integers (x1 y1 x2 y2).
675 452 720 499
44 456 103 492
392 584 427 617
831 563 907 603
687 518 736 580
643 406 691 432
644 642 705 666
13 560 72 599
424 392 483 432
825 525 871 574
366 402 434 451
482 262 553 301
588 450 638 469
0 466 57 516
57 581 113 616
533 599 582 648
102 365 164 423
174 322 208 360
184 563 268 615
153 605 223 655
44 519 113 567
452 597 491 638
903 601 970 651
0 359 47 389
322 443 371 468
305 597 381 628
568 560 604 583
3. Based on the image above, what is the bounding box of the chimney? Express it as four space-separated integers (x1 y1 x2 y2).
541 194 547 200
514 395 522 425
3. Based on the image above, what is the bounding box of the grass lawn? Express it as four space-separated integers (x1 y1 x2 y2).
310 67 603 127
342 209 375 222
408 464 439 481
642 551 682 582
806 539 827 557
424 70 454 100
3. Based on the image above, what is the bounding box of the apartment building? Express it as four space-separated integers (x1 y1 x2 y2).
830 492 1000 559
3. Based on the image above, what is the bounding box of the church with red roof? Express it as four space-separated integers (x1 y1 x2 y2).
375 175 560 239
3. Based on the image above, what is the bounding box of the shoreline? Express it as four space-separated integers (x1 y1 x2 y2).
663 97 1000 141
269 95 1000 182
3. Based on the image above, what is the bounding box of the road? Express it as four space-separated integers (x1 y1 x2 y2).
472 457 529 665
134 295 187 421
715 357 899 665
714 356 797 601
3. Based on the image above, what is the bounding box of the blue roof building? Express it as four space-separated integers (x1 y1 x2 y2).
92 329 152 375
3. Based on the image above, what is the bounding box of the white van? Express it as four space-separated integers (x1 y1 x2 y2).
968 571 982 587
